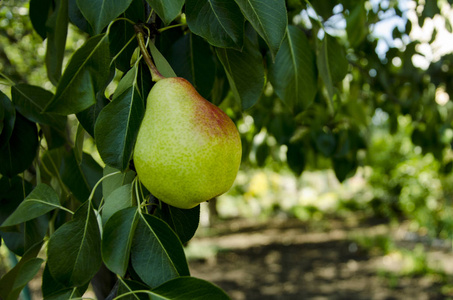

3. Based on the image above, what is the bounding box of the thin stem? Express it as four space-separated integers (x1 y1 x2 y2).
158 23 184 33
87 171 121 202
134 24 165 82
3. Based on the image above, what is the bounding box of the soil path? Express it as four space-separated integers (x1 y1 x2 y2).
188 218 450 300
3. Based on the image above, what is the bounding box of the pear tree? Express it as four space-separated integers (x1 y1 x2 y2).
1 0 453 299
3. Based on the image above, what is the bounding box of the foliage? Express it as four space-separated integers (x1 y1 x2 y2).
1 0 453 299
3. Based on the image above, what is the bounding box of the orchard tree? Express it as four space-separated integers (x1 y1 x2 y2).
1 0 453 299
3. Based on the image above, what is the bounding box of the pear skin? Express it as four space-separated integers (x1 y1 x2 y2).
133 77 241 209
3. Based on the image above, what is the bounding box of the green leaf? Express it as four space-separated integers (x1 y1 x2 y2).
165 33 216 99
131 214 190 287
149 42 177 78
47 201 102 287
45 0 69 85
216 25 265 109
60 149 103 205
108 20 138 72
146 0 184 25
346 1 367 47
29 0 53 39
315 130 336 157
1 184 61 227
76 94 110 137
11 84 66 129
268 25 318 112
102 207 140 276
0 242 44 300
68 0 92 33
0 177 44 257
95 66 145 171
151 276 230 300
233 0 287 60
117 279 150 300
42 265 87 300
102 166 136 199
333 156 357 182
286 142 306 176
0 176 33 225
43 34 111 115
0 113 38 178
317 34 348 101
0 91 15 148
157 204 200 244
102 183 134 226
76 0 133 34
185 0 244 49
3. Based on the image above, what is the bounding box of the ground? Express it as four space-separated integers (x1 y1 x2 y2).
187 217 453 300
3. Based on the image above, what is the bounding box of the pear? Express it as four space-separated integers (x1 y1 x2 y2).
133 77 241 209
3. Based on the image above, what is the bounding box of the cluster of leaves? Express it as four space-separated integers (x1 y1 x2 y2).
2 0 453 298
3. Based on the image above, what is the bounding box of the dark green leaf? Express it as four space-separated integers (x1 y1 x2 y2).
315 130 336 157
44 34 111 115
1 216 48 256
0 113 38 177
185 0 244 49
0 176 33 225
0 91 15 149
131 214 190 287
216 25 265 109
102 207 139 276
11 84 66 129
233 0 287 60
45 0 69 85
76 0 133 34
74 124 85 164
268 25 318 112
102 166 136 199
286 143 306 176
29 0 53 39
109 20 137 72
317 34 348 100
47 201 102 287
255 141 269 167
76 93 110 137
346 1 367 47
95 66 145 171
146 0 184 25
42 264 87 300
151 276 230 300
60 149 102 204
68 0 92 34
1 183 61 227
0 242 44 300
333 156 357 182
157 204 200 244
102 183 134 226
165 33 216 99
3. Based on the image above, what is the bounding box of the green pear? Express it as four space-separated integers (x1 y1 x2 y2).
133 77 241 209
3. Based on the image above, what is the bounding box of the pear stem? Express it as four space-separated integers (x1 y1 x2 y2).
134 24 165 82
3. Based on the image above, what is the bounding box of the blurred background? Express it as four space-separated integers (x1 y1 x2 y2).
2 0 453 299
